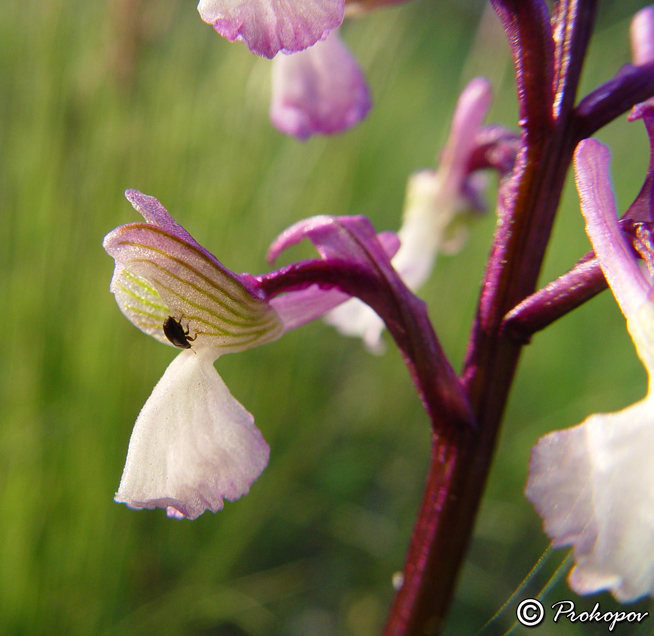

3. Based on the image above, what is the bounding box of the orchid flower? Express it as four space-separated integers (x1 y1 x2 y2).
525 138 654 602
103 190 288 520
198 0 412 139
104 191 402 519
324 77 518 352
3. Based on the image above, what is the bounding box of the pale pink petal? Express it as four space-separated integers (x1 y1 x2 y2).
270 30 371 139
198 0 344 59
270 285 350 332
115 349 269 520
323 300 385 353
439 78 493 191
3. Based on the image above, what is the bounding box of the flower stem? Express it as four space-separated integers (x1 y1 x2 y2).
383 2 598 634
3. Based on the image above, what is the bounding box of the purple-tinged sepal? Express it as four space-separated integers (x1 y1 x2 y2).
264 215 401 333
270 30 371 139
526 139 654 601
197 0 344 59
104 190 283 353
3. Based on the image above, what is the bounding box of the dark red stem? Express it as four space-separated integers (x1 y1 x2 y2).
260 259 475 430
383 2 597 634
503 252 606 341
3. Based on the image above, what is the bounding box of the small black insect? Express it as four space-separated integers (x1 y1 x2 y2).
163 316 197 349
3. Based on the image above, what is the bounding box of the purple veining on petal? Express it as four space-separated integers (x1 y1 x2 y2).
574 139 650 318
104 191 283 349
270 30 371 139
123 190 252 291
198 0 344 59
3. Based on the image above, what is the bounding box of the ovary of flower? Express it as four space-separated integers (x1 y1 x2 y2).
104 190 284 519
526 139 654 601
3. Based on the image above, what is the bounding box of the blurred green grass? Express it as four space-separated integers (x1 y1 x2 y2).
2 0 654 635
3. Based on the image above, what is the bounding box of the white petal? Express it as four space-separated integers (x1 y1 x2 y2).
115 350 269 520
526 396 654 601
323 299 386 353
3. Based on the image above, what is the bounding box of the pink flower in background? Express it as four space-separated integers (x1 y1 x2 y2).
526 139 654 601
270 30 371 140
198 0 413 138
324 78 518 351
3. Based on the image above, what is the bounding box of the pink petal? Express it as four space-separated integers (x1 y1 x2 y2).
270 30 371 139
198 0 344 59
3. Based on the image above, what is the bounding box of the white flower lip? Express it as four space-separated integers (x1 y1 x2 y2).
115 349 270 520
